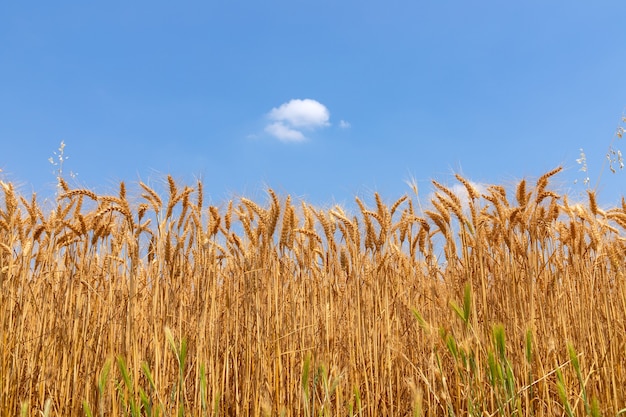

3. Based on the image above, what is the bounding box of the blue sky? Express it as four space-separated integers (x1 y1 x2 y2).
1 1 626 208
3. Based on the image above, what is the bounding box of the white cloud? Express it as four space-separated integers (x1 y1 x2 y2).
264 122 305 142
339 120 351 129
268 99 330 128
264 98 331 141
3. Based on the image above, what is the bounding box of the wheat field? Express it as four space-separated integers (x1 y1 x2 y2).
1 167 626 416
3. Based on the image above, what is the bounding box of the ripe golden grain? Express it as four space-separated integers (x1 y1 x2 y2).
2 168 626 416
516 179 528 207
139 181 163 213
390 195 408 218
432 180 464 219
587 189 598 216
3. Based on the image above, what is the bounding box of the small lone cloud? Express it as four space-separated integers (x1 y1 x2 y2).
265 98 331 142
339 120 351 129
264 122 305 142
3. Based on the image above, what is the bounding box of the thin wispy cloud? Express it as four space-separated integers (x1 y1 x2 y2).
264 98 331 142
339 120 351 129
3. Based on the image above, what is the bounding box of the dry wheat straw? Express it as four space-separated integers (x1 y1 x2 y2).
2 170 626 416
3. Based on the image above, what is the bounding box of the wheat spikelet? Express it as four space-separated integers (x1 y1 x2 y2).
413 215 430 232
536 190 560 205
424 210 447 236
567 218 579 249
508 207 522 229
220 199 232 232
341 216 360 267
606 244 623 276
164 177 182 220
363 210 384 228
455 174 480 201
597 217 620 236
268 188 279 211
536 166 563 195
607 211 626 230
229 231 244 253
515 179 528 207
92 215 113 242
314 209 334 244
301 201 315 232
99 195 123 206
56 232 79 248
432 180 463 218
416 227 428 256
119 181 127 201
136 219 153 238
73 194 84 221
9 214 25 245
265 189 280 240
140 182 163 213
279 195 293 250
329 207 350 225
1 181 18 219
335 219 349 247
484 189 509 229
167 174 178 200
487 185 508 204
339 247 350 275
355 197 379 251
355 196 367 217
163 230 172 264
441 195 469 228
95 205 132 224
242 197 266 225
137 203 149 222
57 177 70 193
390 195 408 218
61 220 84 238
330 207 360 250
32 224 46 241
294 228 323 243
77 214 88 236
19 194 38 228
166 185 192 223
208 206 220 237
547 198 560 223
395 212 410 243
587 219 602 252
289 202 298 231
240 214 257 247
555 221 570 247
175 186 191 231
430 196 451 226
587 190 598 217
0 242 11 255
374 192 391 233
57 198 77 224
364 219 376 251
196 179 203 213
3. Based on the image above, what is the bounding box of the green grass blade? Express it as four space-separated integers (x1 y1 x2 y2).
83 401 94 417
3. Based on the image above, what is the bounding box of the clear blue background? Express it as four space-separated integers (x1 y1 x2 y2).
1 1 625 207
